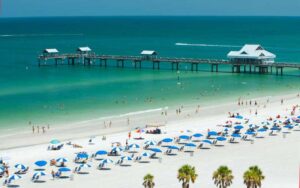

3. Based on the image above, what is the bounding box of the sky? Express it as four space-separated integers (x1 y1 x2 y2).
2 0 300 17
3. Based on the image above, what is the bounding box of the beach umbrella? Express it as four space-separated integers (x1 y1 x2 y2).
79 164 91 169
216 136 227 141
95 150 108 156
58 167 71 172
129 144 140 149
231 134 241 138
185 143 196 147
101 159 114 164
245 131 255 135
208 131 218 136
234 125 244 130
235 115 243 119
257 128 267 132
121 156 133 161
270 127 280 131
144 140 157 146
141 152 152 157
161 138 173 143
8 174 22 181
33 171 46 178
192 133 203 138
150 148 162 153
76 153 89 159
0 167 4 173
111 146 123 153
201 140 213 144
179 135 190 140
14 164 27 170
56 158 68 163
168 145 180 150
34 160 47 167
50 139 60 145
284 125 293 129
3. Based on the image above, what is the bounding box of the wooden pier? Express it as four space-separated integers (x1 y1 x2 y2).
37 52 300 76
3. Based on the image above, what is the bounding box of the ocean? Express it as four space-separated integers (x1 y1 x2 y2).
0 16 299 131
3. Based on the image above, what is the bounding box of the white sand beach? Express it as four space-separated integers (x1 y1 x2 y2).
0 93 299 188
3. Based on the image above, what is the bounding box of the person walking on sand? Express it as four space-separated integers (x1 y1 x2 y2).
281 98 284 105
109 121 112 128
128 132 131 140
32 126 35 134
42 126 46 134
47 124 50 130
51 170 55 180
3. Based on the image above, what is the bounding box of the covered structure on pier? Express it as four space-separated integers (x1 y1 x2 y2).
43 48 59 56
227 44 276 64
77 47 92 55
140 50 157 60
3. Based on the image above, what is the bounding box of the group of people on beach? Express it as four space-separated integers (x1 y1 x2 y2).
31 124 50 134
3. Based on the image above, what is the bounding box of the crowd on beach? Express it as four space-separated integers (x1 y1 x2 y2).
1 96 299 187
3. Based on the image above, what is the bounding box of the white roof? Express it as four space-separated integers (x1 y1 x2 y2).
77 47 91 52
141 50 157 55
227 44 276 59
44 48 59 53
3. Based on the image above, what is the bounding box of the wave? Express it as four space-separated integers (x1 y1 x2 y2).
0 33 84 38
175 43 241 48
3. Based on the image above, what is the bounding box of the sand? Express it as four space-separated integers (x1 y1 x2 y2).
0 93 299 187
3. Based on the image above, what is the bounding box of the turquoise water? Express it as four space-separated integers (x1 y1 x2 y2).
0 16 300 129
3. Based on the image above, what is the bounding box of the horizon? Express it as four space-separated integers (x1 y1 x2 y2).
2 0 300 18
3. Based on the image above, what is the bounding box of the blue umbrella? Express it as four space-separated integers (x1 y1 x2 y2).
15 164 27 170
58 167 71 172
95 150 108 156
162 138 173 143
201 140 212 144
208 131 218 136
258 128 267 132
0 167 4 173
56 158 68 163
121 156 132 161
144 140 157 146
168 145 180 150
141 152 152 157
179 135 190 140
284 125 293 129
76 153 89 159
8 174 22 181
33 171 46 178
35 160 47 167
270 127 280 131
129 144 140 149
234 125 244 130
101 159 114 164
231 134 241 138
192 133 203 138
79 164 91 168
111 147 123 152
216 136 227 141
185 143 196 147
150 148 162 153
50 139 60 145
245 131 255 135
235 115 243 119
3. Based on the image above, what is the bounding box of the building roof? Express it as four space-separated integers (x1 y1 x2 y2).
43 48 59 54
227 44 276 59
77 47 92 52
141 50 157 55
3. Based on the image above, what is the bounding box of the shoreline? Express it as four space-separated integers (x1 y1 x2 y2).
0 90 299 187
0 92 299 151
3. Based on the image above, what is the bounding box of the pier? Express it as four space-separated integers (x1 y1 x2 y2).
38 47 300 76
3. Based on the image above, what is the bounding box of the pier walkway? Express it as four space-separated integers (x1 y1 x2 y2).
38 53 300 76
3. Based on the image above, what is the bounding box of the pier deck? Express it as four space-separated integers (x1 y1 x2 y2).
38 53 300 76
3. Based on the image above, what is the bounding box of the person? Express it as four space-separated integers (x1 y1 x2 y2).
47 124 50 130
51 170 55 180
37 126 40 133
128 132 131 140
42 126 45 133
32 126 35 134
281 98 284 105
